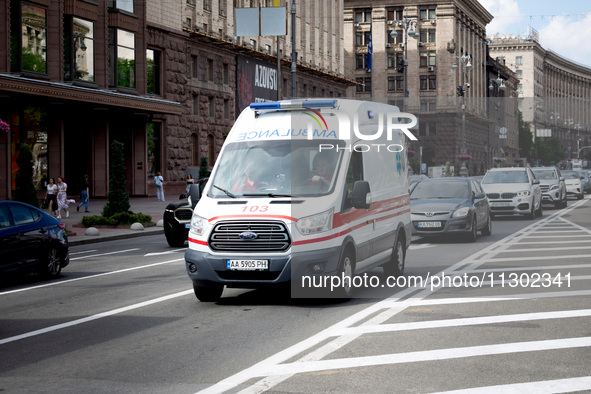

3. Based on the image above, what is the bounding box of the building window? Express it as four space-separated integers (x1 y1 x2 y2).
355 33 363 47
192 94 199 115
356 78 364 92
396 76 403 91
207 59 214 81
208 97 214 117
219 0 226 16
223 63 229 84
63 17 94 82
147 122 161 175
388 76 396 91
191 133 199 166
420 6 436 20
387 53 395 68
419 29 436 43
420 75 436 90
146 49 161 94
224 99 230 119
387 7 403 21
355 8 371 23
516 56 523 65
356 54 365 69
421 51 436 67
108 28 136 89
516 69 522 79
108 0 134 13
191 55 198 78
204 0 211 11
364 77 371 92
207 134 215 166
10 2 47 74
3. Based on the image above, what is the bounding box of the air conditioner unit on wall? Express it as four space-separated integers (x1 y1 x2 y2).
354 23 360 27
428 66 435 72
386 43 391 48
388 20 394 25
418 42 424 47
431 19 436 25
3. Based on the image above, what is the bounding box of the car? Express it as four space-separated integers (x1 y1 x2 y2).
409 174 429 193
576 170 591 194
0 200 69 277
163 178 208 247
531 167 567 208
561 170 585 200
410 177 491 242
480 167 542 219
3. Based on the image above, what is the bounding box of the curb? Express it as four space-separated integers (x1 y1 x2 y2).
68 228 164 246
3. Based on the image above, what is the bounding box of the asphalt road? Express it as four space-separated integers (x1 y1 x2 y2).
1 197 590 393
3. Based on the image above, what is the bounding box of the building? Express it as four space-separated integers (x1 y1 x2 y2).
489 33 591 161
343 0 526 173
0 0 354 201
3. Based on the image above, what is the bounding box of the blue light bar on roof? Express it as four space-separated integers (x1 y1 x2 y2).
250 100 337 111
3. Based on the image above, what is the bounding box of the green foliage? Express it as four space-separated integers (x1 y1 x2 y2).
518 111 533 161
22 49 47 73
445 161 451 177
199 156 211 179
408 156 420 175
471 162 478 176
81 211 152 227
102 140 130 217
534 136 566 166
13 144 40 207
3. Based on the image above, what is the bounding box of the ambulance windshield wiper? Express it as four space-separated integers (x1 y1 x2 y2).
213 184 236 198
243 193 292 198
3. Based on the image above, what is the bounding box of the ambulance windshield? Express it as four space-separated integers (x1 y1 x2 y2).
208 140 344 198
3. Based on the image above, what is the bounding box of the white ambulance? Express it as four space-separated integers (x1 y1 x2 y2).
185 99 413 301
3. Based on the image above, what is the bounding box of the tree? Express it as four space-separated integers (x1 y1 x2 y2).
13 144 40 207
445 161 452 177
102 140 130 217
535 136 566 166
518 111 533 161
199 156 210 179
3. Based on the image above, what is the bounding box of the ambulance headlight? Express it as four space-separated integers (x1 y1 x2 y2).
190 213 207 236
296 208 333 235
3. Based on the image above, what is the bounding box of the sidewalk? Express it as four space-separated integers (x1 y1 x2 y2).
55 197 171 246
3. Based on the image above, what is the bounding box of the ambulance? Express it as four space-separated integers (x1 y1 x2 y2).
185 99 413 301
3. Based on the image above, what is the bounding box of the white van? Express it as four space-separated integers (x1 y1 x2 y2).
185 99 413 301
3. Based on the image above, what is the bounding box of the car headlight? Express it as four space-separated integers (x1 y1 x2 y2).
296 208 333 235
452 207 470 218
190 213 207 236
549 185 559 191
516 190 531 197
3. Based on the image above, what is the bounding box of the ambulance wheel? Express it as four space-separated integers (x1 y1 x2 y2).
194 284 223 302
334 249 355 299
383 235 405 277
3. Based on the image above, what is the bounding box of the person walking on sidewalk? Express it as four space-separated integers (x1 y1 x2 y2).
77 174 90 212
56 176 76 219
155 171 165 201
45 177 58 216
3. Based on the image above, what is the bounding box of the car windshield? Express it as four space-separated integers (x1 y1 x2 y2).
410 181 470 200
531 169 557 180
482 170 529 184
207 140 344 198
562 172 580 180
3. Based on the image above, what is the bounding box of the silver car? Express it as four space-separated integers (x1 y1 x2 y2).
561 170 584 200
481 167 542 219
531 167 567 208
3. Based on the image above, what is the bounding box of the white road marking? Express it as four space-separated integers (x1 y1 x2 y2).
70 248 139 261
433 376 591 394
0 258 184 296
144 249 186 257
408 243 434 250
0 289 193 346
68 249 98 255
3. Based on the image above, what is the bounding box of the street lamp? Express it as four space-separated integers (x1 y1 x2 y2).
390 17 419 112
452 54 472 176
488 72 506 92
565 118 574 158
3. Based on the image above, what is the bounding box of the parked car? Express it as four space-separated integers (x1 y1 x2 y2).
0 200 69 277
561 170 585 200
410 177 491 242
163 178 208 247
480 167 542 219
531 167 567 208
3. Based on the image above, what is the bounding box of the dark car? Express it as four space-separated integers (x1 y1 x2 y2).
410 177 491 242
163 178 208 247
0 200 69 277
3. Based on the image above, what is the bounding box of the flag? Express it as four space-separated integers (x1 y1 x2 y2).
366 25 372 72
500 146 506 155
273 0 281 6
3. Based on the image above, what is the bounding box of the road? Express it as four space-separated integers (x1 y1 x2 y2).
0 197 590 393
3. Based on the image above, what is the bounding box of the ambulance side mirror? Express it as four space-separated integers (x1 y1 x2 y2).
188 183 202 209
351 181 371 210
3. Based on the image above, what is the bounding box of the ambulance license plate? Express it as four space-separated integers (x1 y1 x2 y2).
227 259 269 271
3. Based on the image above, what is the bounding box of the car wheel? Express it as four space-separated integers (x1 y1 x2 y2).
193 283 224 302
334 249 355 299
383 234 405 277
481 215 492 236
465 215 477 242
577 193 584 200
536 200 543 217
43 245 62 278
527 203 536 220
166 235 186 247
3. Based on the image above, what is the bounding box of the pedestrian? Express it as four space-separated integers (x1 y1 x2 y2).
56 175 76 219
77 174 90 212
45 177 58 216
155 171 165 201
186 173 194 193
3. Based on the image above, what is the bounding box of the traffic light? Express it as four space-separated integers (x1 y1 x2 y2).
457 85 465 96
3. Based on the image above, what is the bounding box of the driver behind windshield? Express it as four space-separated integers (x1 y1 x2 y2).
232 163 267 192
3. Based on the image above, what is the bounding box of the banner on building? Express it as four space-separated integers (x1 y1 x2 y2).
236 55 278 114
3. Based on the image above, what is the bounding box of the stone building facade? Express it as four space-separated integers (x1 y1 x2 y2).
0 0 354 200
343 0 524 173
489 34 591 160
